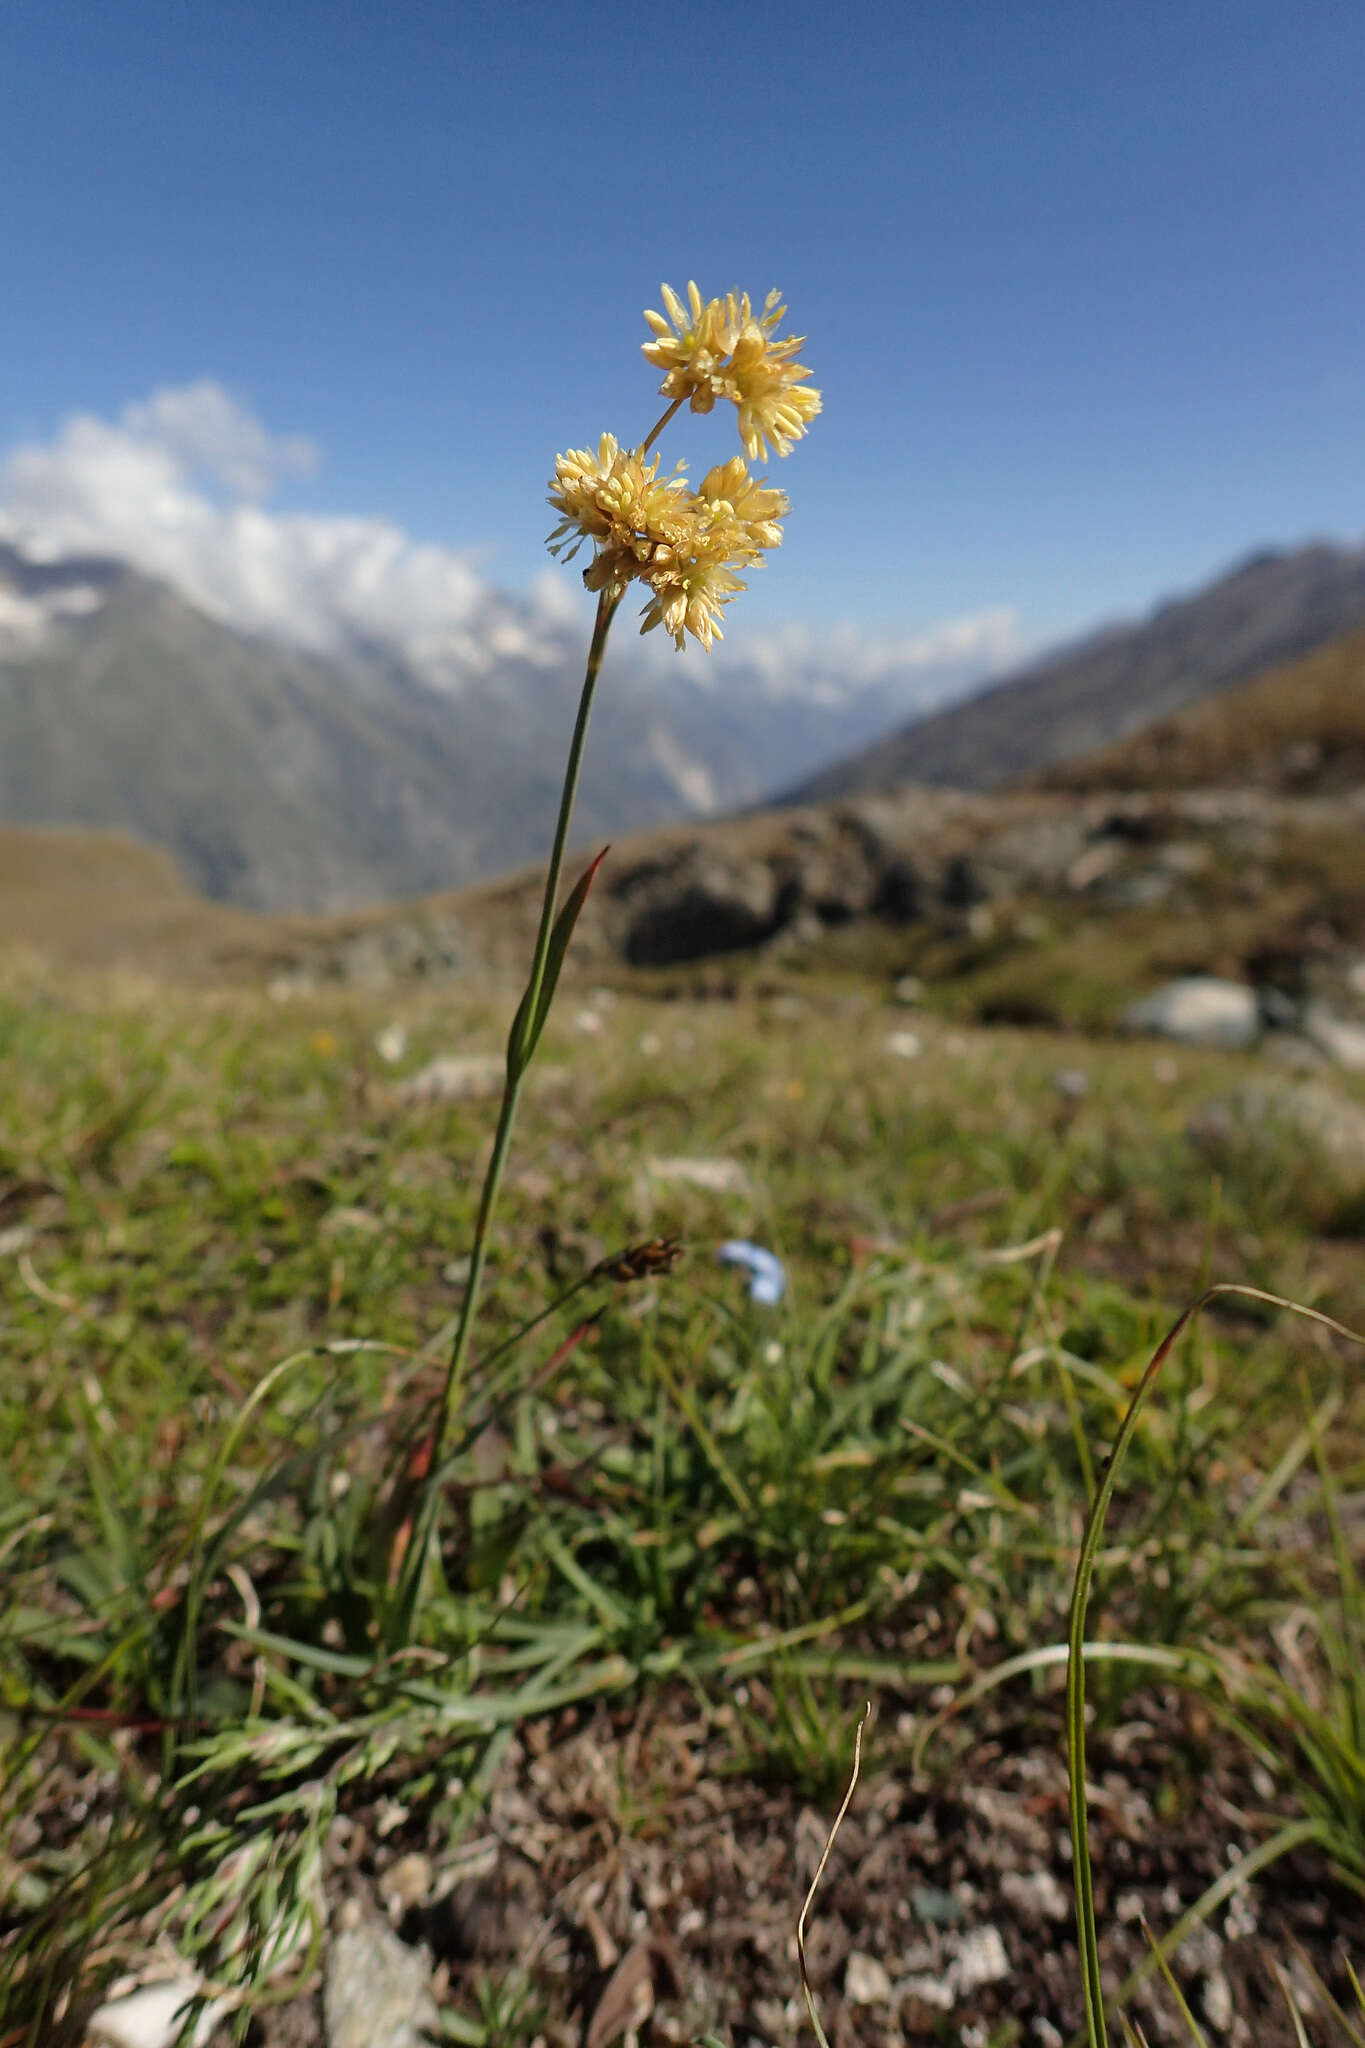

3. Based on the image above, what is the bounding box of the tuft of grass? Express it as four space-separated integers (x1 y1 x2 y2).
1064 1284 1365 2048
3 969 1365 2033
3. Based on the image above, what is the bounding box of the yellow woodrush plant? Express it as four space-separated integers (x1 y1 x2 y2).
391 284 820 1638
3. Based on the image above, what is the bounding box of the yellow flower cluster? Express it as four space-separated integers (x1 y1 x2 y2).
545 284 815 650
642 282 822 460
547 438 789 651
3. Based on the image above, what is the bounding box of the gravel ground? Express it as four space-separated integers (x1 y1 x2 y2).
228 1686 1365 2048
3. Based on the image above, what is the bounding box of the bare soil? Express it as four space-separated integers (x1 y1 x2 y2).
243 1687 1365 2048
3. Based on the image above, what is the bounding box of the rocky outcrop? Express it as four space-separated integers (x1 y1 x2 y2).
261 784 1365 1002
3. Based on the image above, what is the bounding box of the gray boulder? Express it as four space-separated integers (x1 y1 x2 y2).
1301 1003 1365 1072
1190 1079 1365 1186
611 847 785 966
1122 976 1261 1051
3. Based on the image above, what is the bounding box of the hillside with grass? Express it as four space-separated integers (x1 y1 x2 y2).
784 540 1365 802
1038 622 1365 794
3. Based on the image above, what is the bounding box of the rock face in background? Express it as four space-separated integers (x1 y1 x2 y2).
8 776 1365 1083
784 541 1365 802
272 781 1365 1002
599 795 1087 971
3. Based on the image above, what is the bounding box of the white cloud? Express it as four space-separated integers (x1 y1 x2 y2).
0 384 1019 717
0 382 559 676
0 580 104 651
715 609 1025 706
122 381 317 500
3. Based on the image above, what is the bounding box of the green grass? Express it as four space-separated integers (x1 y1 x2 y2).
2 961 1364 2038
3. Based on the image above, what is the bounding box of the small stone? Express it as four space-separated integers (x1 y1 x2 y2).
397 1055 504 1105
1301 1004 1365 1071
1066 840 1124 891
885 1030 922 1060
378 1852 433 1917
324 1917 437 2048
1256 985 1300 1031
912 1885 963 1926
999 1868 1069 1923
319 1206 382 1239
644 1156 755 1198
1122 977 1260 1051
951 1925 1010 1994
898 1971 955 2012
1155 840 1209 877
893 975 922 1005
87 1979 222 2048
374 1023 408 1064
844 1951 894 2005
1052 1068 1089 1100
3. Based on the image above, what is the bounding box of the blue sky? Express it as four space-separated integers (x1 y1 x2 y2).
3 0 1364 663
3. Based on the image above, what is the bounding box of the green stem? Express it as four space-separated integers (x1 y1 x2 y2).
1064 1283 1365 2048
640 398 684 456
391 586 621 1640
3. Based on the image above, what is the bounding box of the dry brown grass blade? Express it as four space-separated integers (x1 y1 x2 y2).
796 1701 871 2048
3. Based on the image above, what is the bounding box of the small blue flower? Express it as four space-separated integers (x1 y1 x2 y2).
716 1239 787 1306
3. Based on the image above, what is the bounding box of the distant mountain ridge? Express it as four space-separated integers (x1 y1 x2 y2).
0 541 995 911
783 541 1365 803
8 532 1365 914
1037 622 1365 796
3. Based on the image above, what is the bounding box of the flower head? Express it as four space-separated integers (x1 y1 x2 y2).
643 283 822 458
637 553 747 653
693 455 789 555
547 434 694 600
547 285 809 652
546 436 788 652
635 457 789 651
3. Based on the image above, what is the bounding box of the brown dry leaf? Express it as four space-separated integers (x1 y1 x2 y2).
584 1940 655 2048
580 1901 619 1971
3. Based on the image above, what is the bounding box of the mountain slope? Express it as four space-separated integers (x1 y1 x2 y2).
0 556 506 909
783 541 1365 802
1037 623 1365 794
0 543 996 911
